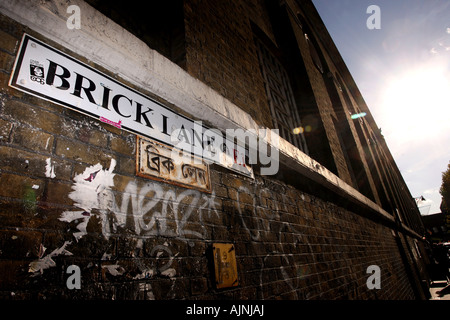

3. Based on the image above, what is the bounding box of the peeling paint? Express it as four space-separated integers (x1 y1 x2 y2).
59 159 116 240
161 268 176 278
133 269 155 280
45 158 56 178
28 241 72 274
102 264 125 276
45 137 51 150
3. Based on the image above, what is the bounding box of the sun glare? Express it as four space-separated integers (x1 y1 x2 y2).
380 66 450 143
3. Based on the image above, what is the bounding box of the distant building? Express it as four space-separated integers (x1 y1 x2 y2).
0 0 429 299
422 212 450 243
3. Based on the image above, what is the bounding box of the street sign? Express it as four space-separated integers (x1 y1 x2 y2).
9 34 254 179
137 136 211 193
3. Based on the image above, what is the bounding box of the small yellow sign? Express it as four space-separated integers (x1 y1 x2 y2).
213 243 239 289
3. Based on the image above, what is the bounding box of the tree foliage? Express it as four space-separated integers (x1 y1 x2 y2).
440 162 450 214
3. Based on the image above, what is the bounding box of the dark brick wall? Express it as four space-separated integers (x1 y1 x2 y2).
184 0 272 128
0 1 427 300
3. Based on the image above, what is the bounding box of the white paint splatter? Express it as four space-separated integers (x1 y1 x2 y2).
45 137 51 150
59 210 89 240
101 252 113 260
45 158 56 179
138 283 155 300
70 159 116 212
161 268 176 278
28 241 72 274
0 92 6 109
102 264 125 276
133 269 155 280
59 159 116 240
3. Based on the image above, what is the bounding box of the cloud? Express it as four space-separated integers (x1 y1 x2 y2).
424 188 439 195
447 27 450 34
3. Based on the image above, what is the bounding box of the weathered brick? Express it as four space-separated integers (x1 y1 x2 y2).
3 100 62 133
209 169 222 185
0 71 23 98
220 174 239 189
12 125 54 153
117 156 136 176
46 157 73 181
111 134 135 156
0 172 44 200
0 29 18 53
45 181 73 206
109 174 136 194
77 125 111 148
0 50 14 72
187 240 206 256
212 184 227 198
0 260 29 290
0 118 12 142
0 145 47 178
0 230 43 259
55 137 114 165
190 277 208 295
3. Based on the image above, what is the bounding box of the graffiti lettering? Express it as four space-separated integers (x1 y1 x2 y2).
56 159 219 241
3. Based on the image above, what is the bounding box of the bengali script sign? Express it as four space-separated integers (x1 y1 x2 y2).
137 136 211 192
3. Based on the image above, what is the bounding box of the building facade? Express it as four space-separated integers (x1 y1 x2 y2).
0 0 429 299
423 212 450 244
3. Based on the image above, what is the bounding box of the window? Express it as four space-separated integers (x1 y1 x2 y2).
253 1 340 175
255 38 308 153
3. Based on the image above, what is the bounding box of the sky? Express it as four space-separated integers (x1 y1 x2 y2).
311 0 450 215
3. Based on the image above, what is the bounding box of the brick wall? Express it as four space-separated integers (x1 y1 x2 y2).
184 0 272 129
0 1 427 300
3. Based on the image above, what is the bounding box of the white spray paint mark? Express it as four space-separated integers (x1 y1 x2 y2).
161 268 176 278
59 210 89 240
102 264 125 276
0 92 6 109
59 159 116 240
28 241 72 274
134 268 155 280
101 252 113 260
45 137 51 150
45 158 56 178
69 159 116 212
115 181 219 239
138 283 155 300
